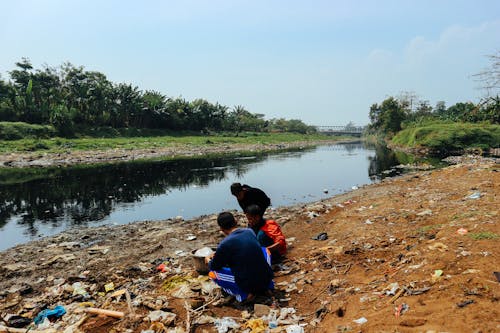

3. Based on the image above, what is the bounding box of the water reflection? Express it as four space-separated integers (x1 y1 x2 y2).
0 143 439 250
365 142 443 180
0 149 315 233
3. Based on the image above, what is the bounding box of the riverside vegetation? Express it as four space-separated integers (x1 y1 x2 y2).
366 52 499 155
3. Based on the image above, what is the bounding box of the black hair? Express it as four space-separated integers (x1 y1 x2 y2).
217 212 237 230
244 204 262 216
230 182 242 195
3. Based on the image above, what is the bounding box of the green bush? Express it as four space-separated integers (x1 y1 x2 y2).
391 121 500 152
0 122 56 140
23 139 50 151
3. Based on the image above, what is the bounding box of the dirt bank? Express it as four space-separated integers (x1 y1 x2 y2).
0 156 498 333
0 139 351 168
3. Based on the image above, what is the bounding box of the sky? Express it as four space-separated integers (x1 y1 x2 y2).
0 0 499 126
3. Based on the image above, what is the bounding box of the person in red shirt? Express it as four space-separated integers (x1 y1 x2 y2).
245 204 287 262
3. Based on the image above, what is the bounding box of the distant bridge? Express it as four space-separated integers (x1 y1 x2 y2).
315 125 366 137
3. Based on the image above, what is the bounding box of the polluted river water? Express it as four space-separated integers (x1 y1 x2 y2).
0 142 437 251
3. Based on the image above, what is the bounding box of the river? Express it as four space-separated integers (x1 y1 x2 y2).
0 142 437 251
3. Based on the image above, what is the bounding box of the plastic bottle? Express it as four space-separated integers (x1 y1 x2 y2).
268 310 278 329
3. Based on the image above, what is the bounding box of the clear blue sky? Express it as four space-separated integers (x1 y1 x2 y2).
1 0 498 126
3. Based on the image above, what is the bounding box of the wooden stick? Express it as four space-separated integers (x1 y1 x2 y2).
387 288 405 304
184 301 191 333
125 290 135 316
84 307 125 318
388 266 403 278
191 295 220 313
309 284 331 303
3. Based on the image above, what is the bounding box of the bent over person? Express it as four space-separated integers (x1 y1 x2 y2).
230 182 271 216
245 204 287 262
206 212 274 302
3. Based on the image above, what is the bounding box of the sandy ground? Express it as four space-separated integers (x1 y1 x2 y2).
0 155 498 333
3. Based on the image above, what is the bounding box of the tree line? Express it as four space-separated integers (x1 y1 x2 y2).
368 52 500 135
367 93 499 135
0 58 316 136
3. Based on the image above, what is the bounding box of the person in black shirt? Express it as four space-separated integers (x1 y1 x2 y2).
230 183 271 216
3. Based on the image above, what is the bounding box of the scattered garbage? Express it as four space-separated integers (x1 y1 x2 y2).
457 299 474 308
417 209 433 216
268 310 278 328
214 317 240 333
147 310 176 325
307 211 319 219
462 269 480 274
6 315 32 328
157 263 168 273
428 242 448 252
34 305 66 325
286 324 305 333
431 269 443 283
243 318 266 332
312 232 328 241
0 158 496 333
72 282 90 299
385 282 400 296
404 286 431 295
466 191 481 199
87 245 110 255
104 282 115 292
394 303 409 317
353 317 368 324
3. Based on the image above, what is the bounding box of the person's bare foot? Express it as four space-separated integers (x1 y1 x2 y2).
245 293 255 302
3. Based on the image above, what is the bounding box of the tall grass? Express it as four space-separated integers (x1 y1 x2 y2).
0 122 56 140
391 121 500 152
0 132 337 153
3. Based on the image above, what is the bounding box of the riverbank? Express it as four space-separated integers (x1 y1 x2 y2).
1 155 498 333
0 135 351 168
389 121 500 157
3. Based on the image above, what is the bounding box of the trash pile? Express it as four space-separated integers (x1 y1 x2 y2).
1 157 498 332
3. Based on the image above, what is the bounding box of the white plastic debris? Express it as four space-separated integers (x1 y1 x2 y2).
214 317 239 333
385 282 400 295
466 191 481 199
353 317 368 324
194 247 214 257
286 325 305 333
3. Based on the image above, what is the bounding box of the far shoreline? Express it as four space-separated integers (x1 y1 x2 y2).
0 137 361 168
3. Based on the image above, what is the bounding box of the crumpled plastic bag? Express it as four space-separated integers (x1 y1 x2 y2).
243 318 266 333
286 325 305 333
214 317 239 333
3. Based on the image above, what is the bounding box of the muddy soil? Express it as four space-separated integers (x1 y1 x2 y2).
0 155 498 333
0 140 347 168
